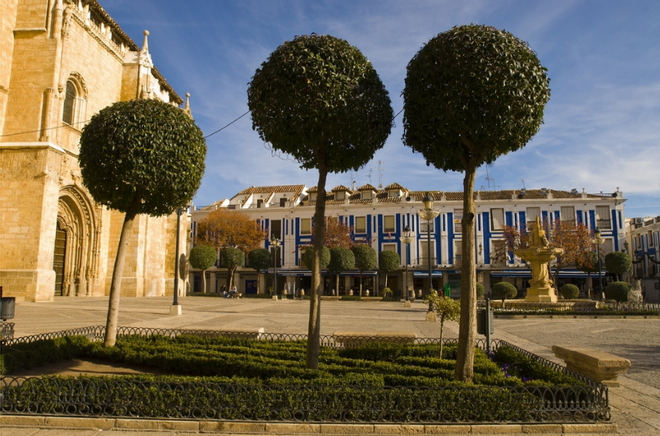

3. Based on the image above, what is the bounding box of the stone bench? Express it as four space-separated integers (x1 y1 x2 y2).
333 330 417 347
552 345 631 387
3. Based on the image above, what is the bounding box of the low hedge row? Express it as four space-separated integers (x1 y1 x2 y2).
2 374 548 422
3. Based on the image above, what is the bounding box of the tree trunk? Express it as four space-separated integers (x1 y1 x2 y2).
306 166 327 369
335 273 339 296
455 164 477 382
104 194 141 347
201 269 207 294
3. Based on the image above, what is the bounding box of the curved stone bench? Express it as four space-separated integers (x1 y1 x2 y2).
552 345 631 387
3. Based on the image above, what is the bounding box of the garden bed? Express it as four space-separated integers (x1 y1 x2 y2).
0 326 610 424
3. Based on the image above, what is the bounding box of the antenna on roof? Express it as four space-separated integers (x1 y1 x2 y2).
368 168 372 185
377 161 385 189
485 165 495 190
521 179 526 190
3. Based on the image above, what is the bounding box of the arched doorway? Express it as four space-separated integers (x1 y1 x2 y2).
54 186 100 297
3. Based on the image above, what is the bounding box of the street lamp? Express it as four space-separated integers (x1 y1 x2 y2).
399 225 415 302
271 237 281 297
418 192 440 312
593 228 604 300
171 206 185 316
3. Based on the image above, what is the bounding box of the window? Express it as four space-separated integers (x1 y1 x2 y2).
62 75 87 127
635 234 641 250
270 220 281 240
491 240 506 267
257 199 263 208
335 191 345 200
384 216 395 233
526 207 540 229
490 208 504 231
362 191 372 200
300 218 311 235
561 206 575 224
280 198 287 207
420 241 436 266
310 192 317 201
388 190 399 198
649 231 655 248
420 221 435 233
454 209 463 233
596 206 611 229
383 243 396 252
355 216 366 234
453 240 462 266
602 239 613 255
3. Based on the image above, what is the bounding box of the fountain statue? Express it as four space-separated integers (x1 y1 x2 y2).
515 217 564 302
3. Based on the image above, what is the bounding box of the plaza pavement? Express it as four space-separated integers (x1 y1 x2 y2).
1 295 659 435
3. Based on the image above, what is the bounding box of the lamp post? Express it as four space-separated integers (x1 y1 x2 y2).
171 206 185 316
418 192 440 312
593 228 604 300
399 225 415 303
271 237 281 297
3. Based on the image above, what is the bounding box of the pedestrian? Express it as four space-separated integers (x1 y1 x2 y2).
228 286 237 298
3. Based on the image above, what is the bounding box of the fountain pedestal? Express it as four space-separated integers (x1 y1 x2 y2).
514 217 563 303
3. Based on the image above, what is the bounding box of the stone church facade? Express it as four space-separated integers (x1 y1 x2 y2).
1 0 188 302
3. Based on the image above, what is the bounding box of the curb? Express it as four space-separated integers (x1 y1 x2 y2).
0 415 617 434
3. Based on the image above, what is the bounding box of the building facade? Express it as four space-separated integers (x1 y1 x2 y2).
627 216 660 302
1 0 188 301
190 184 626 300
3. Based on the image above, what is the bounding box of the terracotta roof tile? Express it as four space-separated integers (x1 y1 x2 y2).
357 184 377 191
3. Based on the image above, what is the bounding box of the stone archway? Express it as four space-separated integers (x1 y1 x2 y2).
54 186 100 297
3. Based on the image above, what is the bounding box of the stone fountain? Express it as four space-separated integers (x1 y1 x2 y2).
515 217 563 302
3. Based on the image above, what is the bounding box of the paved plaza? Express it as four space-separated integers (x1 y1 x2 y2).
2 296 659 435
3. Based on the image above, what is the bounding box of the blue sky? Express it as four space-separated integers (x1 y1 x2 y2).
102 0 659 218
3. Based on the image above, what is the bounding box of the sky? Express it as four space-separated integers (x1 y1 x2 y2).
101 0 660 218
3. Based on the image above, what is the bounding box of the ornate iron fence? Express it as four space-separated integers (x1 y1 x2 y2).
0 327 610 423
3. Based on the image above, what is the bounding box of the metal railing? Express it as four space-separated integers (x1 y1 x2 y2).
0 327 610 424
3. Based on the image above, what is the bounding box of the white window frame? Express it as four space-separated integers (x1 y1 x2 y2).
355 216 366 234
526 207 540 228
490 208 504 231
384 215 395 233
300 218 311 235
596 206 611 229
561 206 575 224
454 209 463 234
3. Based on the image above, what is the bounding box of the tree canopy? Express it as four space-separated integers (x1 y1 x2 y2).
605 251 632 281
221 247 245 290
195 209 265 253
379 250 400 289
352 244 377 295
314 216 355 249
328 246 355 295
402 24 550 383
78 98 206 347
189 245 217 293
302 246 330 270
79 99 205 217
248 33 392 369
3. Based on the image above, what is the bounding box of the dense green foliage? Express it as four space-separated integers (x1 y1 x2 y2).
247 34 393 173
248 248 272 271
328 246 355 274
78 99 206 216
476 282 485 299
605 252 632 280
221 247 245 271
302 246 331 270
379 251 400 275
352 244 377 272
605 281 632 303
493 282 518 301
560 284 580 300
0 336 92 374
402 25 550 172
188 245 217 271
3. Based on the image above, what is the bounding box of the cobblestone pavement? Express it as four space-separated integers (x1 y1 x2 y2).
2 296 659 435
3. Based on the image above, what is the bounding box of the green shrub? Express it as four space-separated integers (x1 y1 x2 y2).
1 335 92 375
477 282 485 299
560 284 580 300
492 282 517 300
605 281 631 303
